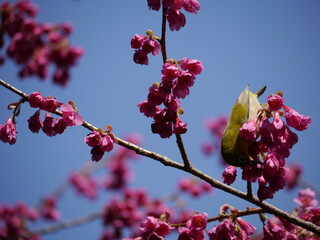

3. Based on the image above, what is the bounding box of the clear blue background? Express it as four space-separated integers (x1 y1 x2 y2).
0 1 319 239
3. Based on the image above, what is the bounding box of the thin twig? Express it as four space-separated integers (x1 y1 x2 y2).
176 134 192 169
247 180 253 199
171 208 265 227
30 211 103 235
160 7 168 63
1 79 320 236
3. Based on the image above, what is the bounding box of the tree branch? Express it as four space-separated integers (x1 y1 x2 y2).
160 6 168 63
159 7 192 170
1 78 319 236
171 207 266 227
30 211 103 236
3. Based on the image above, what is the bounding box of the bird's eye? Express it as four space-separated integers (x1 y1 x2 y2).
239 155 246 163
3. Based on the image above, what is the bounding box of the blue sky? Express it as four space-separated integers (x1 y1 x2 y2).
0 1 319 239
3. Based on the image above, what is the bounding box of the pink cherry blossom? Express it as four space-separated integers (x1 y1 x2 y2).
54 117 67 134
236 218 256 235
167 9 186 31
179 57 204 75
28 92 45 108
173 118 187 134
284 105 311 131
161 62 180 81
147 85 163 105
138 100 158 118
85 130 114 162
42 112 56 137
69 172 97 200
131 34 148 49
90 146 105 162
222 166 237 185
27 110 43 133
133 49 149 65
239 117 258 140
60 103 83 126
183 0 200 14
100 135 114 152
294 188 318 208
140 216 174 240
263 219 286 240
142 38 161 56
39 196 60 221
0 118 17 145
147 0 161 11
201 141 215 155
267 94 284 111
178 177 212 197
42 97 62 112
84 130 102 147
207 219 236 240
285 163 302 189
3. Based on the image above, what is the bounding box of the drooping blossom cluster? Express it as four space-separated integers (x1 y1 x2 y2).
0 1 83 86
131 31 161 65
0 91 83 145
294 188 320 232
138 58 204 138
207 205 256 240
221 92 311 201
178 177 212 197
259 188 319 239
84 130 114 162
0 117 17 145
27 91 83 136
207 218 256 240
0 202 39 240
69 171 98 200
147 0 200 31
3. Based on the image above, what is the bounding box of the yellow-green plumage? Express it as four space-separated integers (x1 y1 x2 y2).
221 86 266 166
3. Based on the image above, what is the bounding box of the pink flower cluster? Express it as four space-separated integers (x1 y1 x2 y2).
27 92 83 137
222 93 311 201
0 1 83 86
140 216 174 240
178 212 208 240
294 188 319 221
84 130 114 162
102 134 142 189
208 218 256 240
285 163 302 190
147 0 201 31
260 188 319 239
0 202 39 239
69 171 98 200
39 196 60 221
0 117 17 145
206 204 256 240
202 116 228 160
138 58 204 138
178 177 212 197
102 189 148 239
131 33 161 65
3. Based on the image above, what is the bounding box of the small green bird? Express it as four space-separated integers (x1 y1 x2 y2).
221 86 266 166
